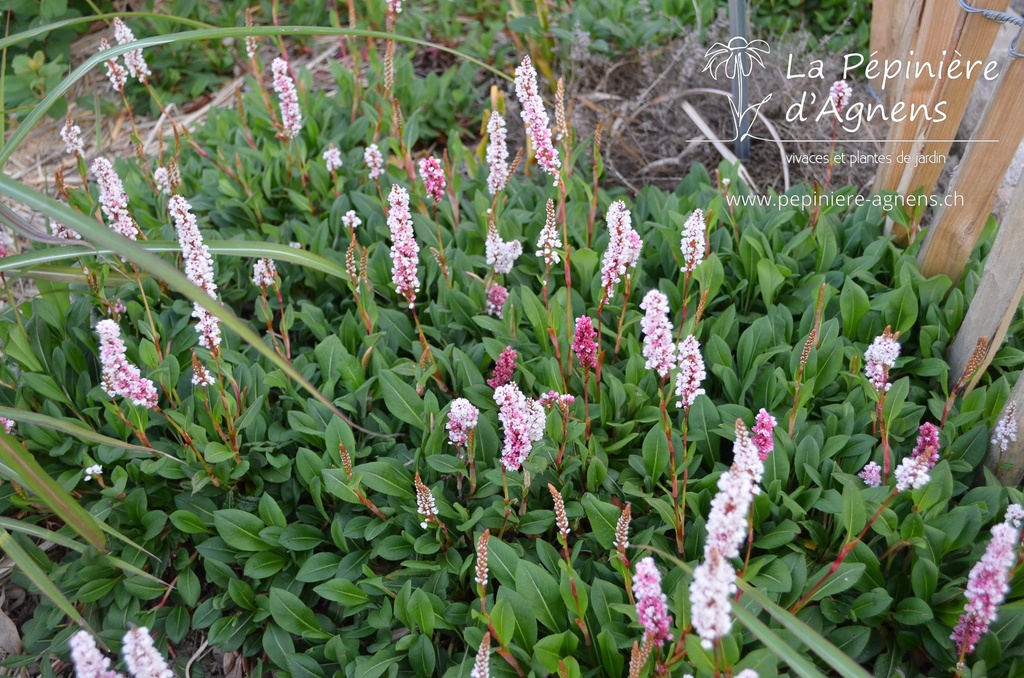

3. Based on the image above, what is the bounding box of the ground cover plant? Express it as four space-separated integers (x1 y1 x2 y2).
2 3 1024 678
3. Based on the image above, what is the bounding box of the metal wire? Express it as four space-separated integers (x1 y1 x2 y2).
958 0 1024 58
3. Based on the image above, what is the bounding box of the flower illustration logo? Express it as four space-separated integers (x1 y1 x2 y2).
702 36 772 144
703 37 771 80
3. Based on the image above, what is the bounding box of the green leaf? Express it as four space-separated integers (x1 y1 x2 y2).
515 560 565 632
355 460 414 499
315 578 370 606
214 509 271 552
840 279 869 339
486 537 519 589
377 370 424 430
534 632 579 673
491 598 516 648
269 588 330 640
408 588 435 636
757 258 786 307
883 285 918 337
642 427 669 482
581 493 621 550
841 480 867 539
893 597 933 625
244 552 287 579
804 562 866 602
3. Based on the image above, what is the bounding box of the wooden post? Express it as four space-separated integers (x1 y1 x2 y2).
918 56 1024 283
985 375 1024 483
868 0 922 105
876 0 1008 240
946 170 1024 393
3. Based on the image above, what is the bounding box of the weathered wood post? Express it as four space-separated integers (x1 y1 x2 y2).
876 0 1009 242
868 0 924 105
918 47 1024 283
946 167 1024 392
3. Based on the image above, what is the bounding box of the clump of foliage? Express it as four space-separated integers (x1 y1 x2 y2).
1 6 1024 678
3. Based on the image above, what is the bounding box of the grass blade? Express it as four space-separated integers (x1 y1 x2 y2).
0 526 93 633
732 602 828 678
0 406 166 457
0 241 350 283
0 264 136 286
0 517 165 584
737 580 873 678
0 177 379 436
642 545 872 678
0 12 212 52
0 432 106 551
0 24 510 166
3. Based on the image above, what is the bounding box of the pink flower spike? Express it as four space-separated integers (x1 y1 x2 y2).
169 195 221 350
323 145 343 172
536 199 561 266
674 335 706 409
681 208 706 273
122 626 173 678
912 422 940 467
864 326 900 393
894 422 941 492
153 167 171 195
386 185 420 309
894 453 932 492
632 557 674 646
342 210 362 231
68 630 123 678
639 289 676 378
51 215 82 241
513 55 561 179
485 222 522 275
99 39 127 92
365 144 385 179
113 18 151 84
689 549 737 649
539 390 575 411
488 346 517 389
1005 503 1024 528
494 381 544 471
752 408 777 461
95 319 159 409
418 156 446 204
859 461 882 487
486 111 510 194
271 57 303 139
0 418 12 434
572 316 598 371
992 402 1019 453
486 284 508 319
91 157 138 241
599 201 642 300
952 518 1021 655
446 398 479 447
252 258 277 288
61 116 83 156
830 80 852 114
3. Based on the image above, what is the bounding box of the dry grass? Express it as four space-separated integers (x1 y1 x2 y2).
564 16 888 196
